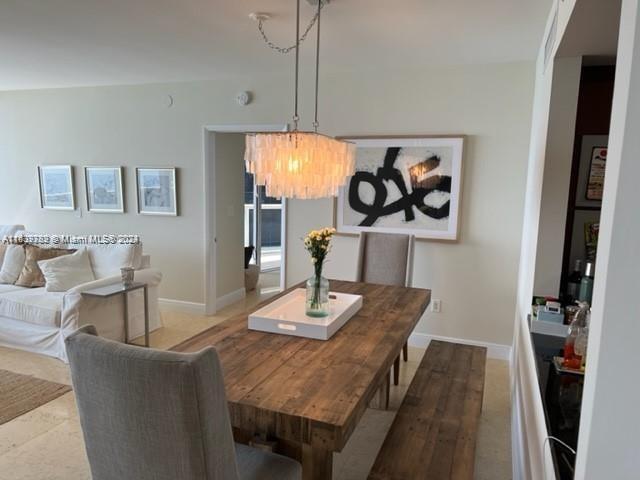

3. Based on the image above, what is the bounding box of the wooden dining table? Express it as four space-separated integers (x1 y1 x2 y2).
172 280 431 480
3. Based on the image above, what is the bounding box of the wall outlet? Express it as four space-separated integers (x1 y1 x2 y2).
432 299 442 313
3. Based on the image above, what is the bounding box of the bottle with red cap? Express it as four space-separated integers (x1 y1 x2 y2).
563 301 589 370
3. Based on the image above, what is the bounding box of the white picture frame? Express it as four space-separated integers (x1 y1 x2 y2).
136 167 178 216
335 136 464 241
37 165 75 210
84 166 124 213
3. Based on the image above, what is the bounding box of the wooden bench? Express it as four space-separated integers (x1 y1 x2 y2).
368 341 487 480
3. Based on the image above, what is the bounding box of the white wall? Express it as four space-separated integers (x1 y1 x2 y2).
213 133 245 298
511 1 578 479
533 56 582 296
0 63 535 349
0 73 294 303
575 0 640 476
287 64 535 348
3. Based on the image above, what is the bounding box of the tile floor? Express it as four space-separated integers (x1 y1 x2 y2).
0 280 511 480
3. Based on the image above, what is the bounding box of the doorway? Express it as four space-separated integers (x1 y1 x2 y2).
203 124 288 315
244 171 283 289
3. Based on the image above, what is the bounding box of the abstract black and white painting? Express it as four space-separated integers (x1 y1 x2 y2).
136 167 178 216
85 166 124 213
38 165 75 210
336 137 464 240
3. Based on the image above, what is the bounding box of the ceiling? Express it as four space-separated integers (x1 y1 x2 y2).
557 0 621 60
0 0 552 91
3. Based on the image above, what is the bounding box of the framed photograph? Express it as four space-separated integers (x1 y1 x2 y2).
38 165 75 210
586 146 607 201
84 166 124 213
136 167 178 216
335 136 464 241
575 135 608 208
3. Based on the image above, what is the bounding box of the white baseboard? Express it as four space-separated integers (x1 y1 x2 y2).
216 287 246 311
408 332 512 361
159 298 206 315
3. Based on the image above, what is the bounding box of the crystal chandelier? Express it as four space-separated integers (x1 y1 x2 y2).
245 0 356 199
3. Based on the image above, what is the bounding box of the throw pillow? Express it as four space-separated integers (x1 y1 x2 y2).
84 244 136 279
38 247 95 292
15 245 75 288
0 244 7 268
0 245 26 284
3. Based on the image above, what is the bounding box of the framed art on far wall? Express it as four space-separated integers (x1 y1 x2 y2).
136 167 178 216
335 136 464 241
37 165 75 210
84 166 124 213
575 135 608 208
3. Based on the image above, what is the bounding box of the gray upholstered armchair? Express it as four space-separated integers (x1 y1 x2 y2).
65 325 301 480
356 232 415 386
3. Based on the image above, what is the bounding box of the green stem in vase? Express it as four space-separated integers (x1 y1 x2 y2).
311 263 323 309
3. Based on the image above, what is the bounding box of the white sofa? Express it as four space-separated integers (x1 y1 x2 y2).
0 228 162 362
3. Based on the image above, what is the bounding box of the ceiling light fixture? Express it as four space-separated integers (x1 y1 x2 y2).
245 0 355 199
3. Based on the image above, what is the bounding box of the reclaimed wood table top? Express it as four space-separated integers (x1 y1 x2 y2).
172 280 431 476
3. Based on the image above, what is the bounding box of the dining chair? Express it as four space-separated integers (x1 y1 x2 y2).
356 232 415 387
65 325 301 480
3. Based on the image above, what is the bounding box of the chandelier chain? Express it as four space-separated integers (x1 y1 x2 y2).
294 0 300 130
257 1 325 55
313 0 321 132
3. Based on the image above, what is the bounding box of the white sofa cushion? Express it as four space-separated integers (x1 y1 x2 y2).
0 225 25 239
0 284 25 294
0 245 26 284
85 244 142 279
0 287 64 327
38 248 95 292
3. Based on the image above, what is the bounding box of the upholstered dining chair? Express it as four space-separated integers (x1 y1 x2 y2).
65 325 301 480
356 232 415 387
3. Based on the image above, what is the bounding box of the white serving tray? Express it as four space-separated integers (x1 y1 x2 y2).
248 289 363 340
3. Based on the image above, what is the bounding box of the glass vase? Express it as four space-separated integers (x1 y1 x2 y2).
306 273 330 317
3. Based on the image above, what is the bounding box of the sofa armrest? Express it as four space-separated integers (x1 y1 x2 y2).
61 268 163 344
68 268 163 294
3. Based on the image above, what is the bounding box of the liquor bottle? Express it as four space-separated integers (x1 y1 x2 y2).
573 309 590 371
566 260 583 304
578 262 595 304
563 302 589 369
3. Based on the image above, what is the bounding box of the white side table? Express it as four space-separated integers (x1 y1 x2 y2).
81 282 150 347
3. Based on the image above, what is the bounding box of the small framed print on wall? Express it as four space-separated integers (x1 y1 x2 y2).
576 135 608 208
136 167 178 216
84 166 124 213
38 165 75 210
335 136 464 240
586 146 607 201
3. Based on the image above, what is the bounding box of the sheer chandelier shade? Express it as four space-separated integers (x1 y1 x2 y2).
245 132 356 199
245 0 356 199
